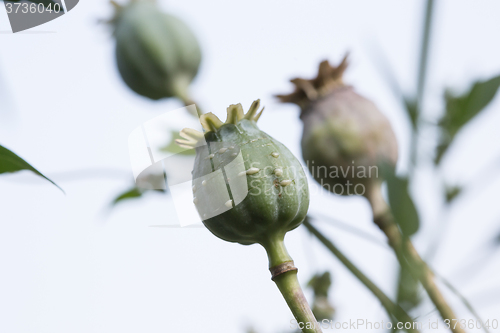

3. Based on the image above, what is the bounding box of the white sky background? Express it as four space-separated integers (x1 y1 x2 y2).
1 0 500 332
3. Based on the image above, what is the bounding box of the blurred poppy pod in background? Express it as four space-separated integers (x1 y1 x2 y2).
110 0 202 102
277 56 398 200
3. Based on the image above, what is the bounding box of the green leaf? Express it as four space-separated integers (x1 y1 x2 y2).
307 272 332 297
307 271 335 321
160 130 196 156
0 144 63 192
445 185 461 204
381 165 420 236
112 187 143 205
436 75 500 164
404 98 418 129
111 186 165 206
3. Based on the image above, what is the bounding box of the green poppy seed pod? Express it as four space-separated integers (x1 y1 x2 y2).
180 100 309 252
276 56 398 199
178 102 320 332
110 0 201 101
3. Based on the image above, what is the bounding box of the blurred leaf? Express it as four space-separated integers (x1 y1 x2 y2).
307 271 332 297
0 144 63 192
311 296 335 323
112 187 143 205
396 266 421 312
111 186 165 206
404 98 418 128
161 130 196 156
436 75 500 164
308 272 335 322
445 185 461 204
381 164 420 236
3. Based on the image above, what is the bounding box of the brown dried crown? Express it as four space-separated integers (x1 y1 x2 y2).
276 54 349 109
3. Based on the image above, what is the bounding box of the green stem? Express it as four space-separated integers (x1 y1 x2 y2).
262 237 322 333
172 77 204 116
303 219 419 333
365 185 464 333
437 275 490 333
416 0 435 109
374 214 465 333
410 0 435 172
263 235 292 268
178 92 204 117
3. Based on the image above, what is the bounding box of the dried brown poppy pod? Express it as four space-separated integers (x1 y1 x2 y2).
276 55 398 208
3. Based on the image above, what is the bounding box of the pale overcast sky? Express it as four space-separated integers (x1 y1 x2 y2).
1 1 500 332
